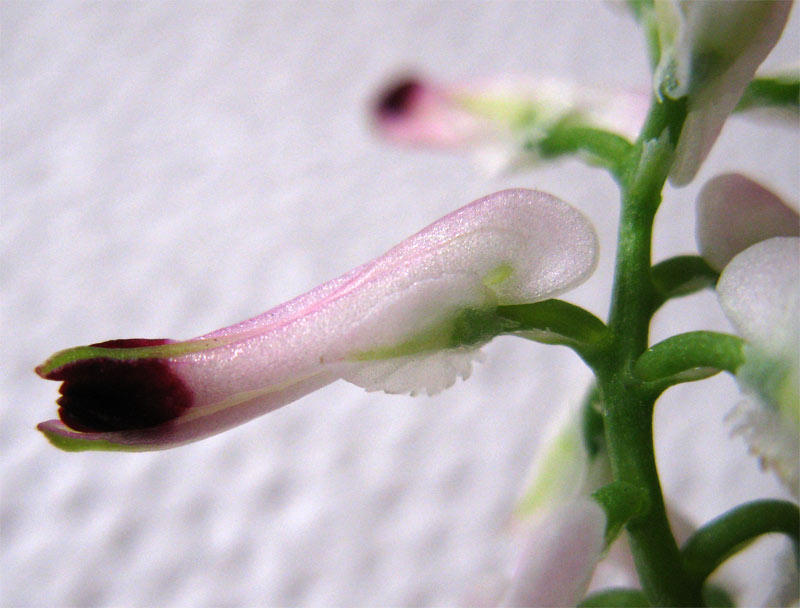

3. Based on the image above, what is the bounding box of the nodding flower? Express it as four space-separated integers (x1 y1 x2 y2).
37 188 598 452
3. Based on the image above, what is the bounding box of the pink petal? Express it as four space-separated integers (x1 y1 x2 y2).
697 173 799 271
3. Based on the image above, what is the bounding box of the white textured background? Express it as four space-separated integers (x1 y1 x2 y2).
2 3 798 607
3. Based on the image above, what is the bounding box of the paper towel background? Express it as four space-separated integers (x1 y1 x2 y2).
2 3 798 606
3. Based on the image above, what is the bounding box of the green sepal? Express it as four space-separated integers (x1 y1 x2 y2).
38 426 149 453
579 588 650 607
651 255 718 311
352 307 518 361
592 480 649 548
634 331 745 388
735 74 800 115
497 299 608 361
581 384 606 458
681 499 800 585
37 338 228 377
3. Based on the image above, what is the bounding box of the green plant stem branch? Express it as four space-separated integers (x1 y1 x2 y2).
682 499 800 585
634 331 745 386
650 255 718 311
497 299 608 363
594 93 703 607
536 121 635 183
735 75 800 114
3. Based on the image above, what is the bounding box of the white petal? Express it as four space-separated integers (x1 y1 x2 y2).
501 499 606 607
717 237 799 354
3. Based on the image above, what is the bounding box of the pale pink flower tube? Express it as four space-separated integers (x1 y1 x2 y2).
37 188 598 452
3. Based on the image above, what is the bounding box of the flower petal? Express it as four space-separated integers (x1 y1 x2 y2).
656 0 792 185
37 188 598 451
697 173 799 271
717 237 799 354
501 498 606 607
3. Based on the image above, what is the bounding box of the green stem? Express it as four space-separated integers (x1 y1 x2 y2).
497 299 608 362
634 331 745 385
596 94 702 607
536 121 635 183
682 499 800 584
735 75 800 114
650 255 718 311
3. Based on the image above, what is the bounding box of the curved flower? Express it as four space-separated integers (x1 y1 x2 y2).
654 0 792 185
696 173 799 271
373 75 648 174
717 237 799 496
36 188 598 452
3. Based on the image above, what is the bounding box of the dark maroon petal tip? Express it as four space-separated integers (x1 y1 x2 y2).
54 345 193 432
376 78 423 118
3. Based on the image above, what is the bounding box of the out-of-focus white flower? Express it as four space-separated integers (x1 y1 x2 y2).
37 189 598 452
373 75 648 174
500 498 607 607
696 173 799 271
718 237 800 495
516 405 611 521
654 0 792 185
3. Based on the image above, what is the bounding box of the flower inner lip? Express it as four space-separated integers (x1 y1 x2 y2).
49 339 194 433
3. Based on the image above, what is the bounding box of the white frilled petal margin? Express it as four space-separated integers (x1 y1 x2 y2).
717 237 800 496
654 0 792 186
37 188 598 452
373 75 648 175
696 173 800 271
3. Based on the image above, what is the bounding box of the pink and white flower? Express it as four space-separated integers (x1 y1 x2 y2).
37 188 598 452
717 236 799 496
373 75 648 174
696 173 799 494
